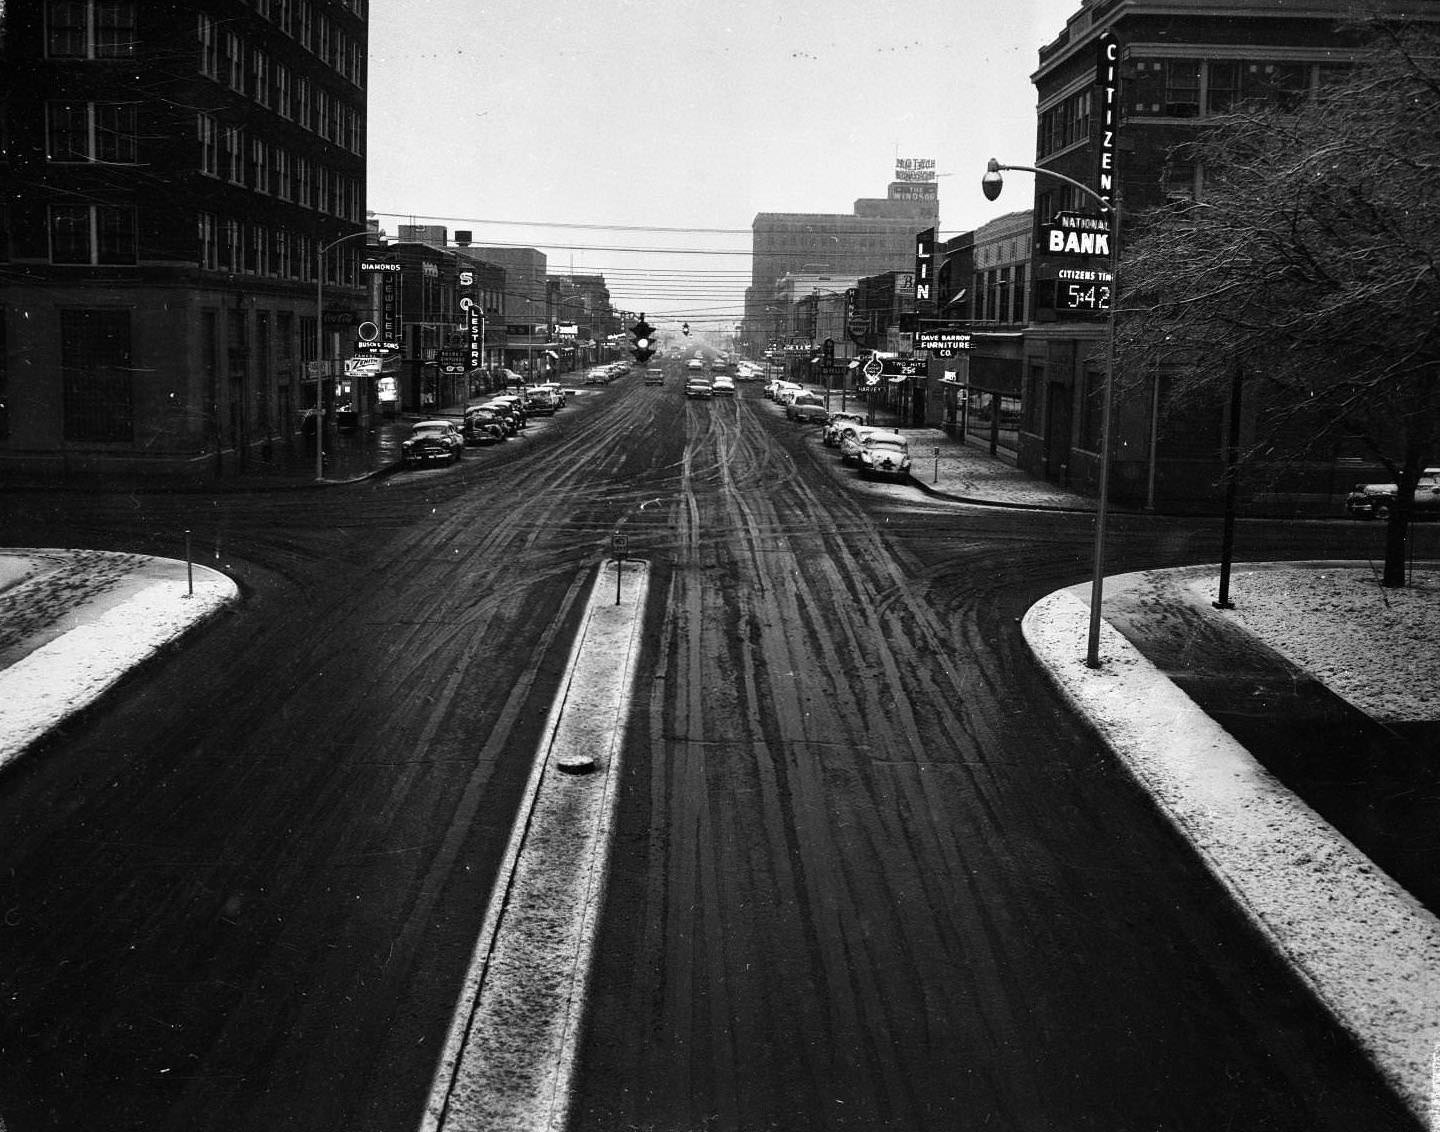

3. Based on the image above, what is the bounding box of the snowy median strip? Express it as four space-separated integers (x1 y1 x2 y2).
1023 587 1440 1121
0 561 237 771
424 557 649 1132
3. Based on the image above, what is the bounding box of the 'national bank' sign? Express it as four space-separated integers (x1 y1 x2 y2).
1041 211 1111 256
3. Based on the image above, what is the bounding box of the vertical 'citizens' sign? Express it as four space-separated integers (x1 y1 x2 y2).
1096 30 1120 212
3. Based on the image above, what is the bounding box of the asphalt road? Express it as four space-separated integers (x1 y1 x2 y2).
0 371 1421 1131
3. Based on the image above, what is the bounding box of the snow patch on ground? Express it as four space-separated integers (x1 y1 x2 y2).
1022 576 1440 1123
1184 565 1438 723
0 555 237 769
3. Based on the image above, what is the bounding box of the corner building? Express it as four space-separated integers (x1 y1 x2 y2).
0 0 369 479
1021 0 1435 510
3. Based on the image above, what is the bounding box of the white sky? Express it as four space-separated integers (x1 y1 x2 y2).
366 0 1081 333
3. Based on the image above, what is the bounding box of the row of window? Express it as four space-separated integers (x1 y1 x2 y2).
1037 58 1349 158
1130 57 1346 120
197 9 363 95
196 214 362 287
48 1 362 79
198 17 363 150
197 114 361 222
44 1 136 60
972 266 1028 326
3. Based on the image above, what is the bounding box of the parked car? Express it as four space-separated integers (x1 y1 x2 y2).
838 424 883 465
403 420 464 466
786 393 828 422
1345 467 1440 519
685 379 713 399
461 407 507 445
481 397 525 432
823 411 866 446
856 431 911 480
523 385 560 415
537 380 567 406
711 375 736 396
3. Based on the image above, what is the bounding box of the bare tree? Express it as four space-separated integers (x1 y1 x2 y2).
1117 21 1440 586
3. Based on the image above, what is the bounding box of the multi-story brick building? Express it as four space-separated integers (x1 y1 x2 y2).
1018 0 1437 510
742 178 938 356
0 0 369 479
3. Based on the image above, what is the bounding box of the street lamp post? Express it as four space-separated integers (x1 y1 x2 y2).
982 157 1121 669
315 228 375 483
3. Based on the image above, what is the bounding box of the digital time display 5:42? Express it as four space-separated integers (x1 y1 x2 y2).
1060 279 1112 312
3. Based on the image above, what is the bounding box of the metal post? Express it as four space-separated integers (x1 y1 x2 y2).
1085 189 1122 669
185 529 194 597
315 245 325 483
1215 359 1243 609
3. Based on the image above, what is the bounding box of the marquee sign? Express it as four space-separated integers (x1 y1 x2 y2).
1041 211 1112 256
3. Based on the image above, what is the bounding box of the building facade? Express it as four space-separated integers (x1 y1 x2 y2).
1021 0 1438 510
742 179 939 356
0 0 369 479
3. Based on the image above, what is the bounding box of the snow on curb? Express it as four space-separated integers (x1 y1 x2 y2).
1022 587 1440 1122
426 558 649 1132
0 562 238 770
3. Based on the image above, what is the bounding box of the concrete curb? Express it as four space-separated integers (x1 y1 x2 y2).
1022 585 1440 1122
0 553 239 771
424 558 650 1132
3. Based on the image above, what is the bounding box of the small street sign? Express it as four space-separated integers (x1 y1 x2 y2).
862 357 884 379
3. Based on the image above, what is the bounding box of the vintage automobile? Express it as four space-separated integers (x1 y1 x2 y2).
823 411 866 446
523 385 560 415
786 393 828 422
711 375 736 397
855 431 912 481
402 420 464 466
461 406 508 445
685 378 713 399
482 396 527 432
644 368 666 386
837 424 884 465
1345 467 1440 519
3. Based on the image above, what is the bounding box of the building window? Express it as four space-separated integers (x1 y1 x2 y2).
46 102 136 163
299 1 313 52
222 218 241 270
198 12 218 78
295 155 311 207
1132 58 1201 118
225 32 245 92
49 204 136 265
46 1 136 59
251 48 270 106
274 62 291 119
198 112 217 175
314 87 329 138
274 147 290 199
61 308 133 442
295 77 310 130
198 211 218 269
276 0 293 36
251 224 269 275
251 138 269 193
225 126 244 184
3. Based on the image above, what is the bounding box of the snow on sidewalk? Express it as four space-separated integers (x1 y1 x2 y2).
0 550 238 770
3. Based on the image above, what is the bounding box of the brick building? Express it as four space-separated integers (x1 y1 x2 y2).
1018 0 1437 510
0 0 369 479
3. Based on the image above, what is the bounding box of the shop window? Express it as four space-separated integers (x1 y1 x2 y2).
61 308 133 442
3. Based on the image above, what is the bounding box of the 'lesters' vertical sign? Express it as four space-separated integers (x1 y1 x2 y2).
1096 30 1120 212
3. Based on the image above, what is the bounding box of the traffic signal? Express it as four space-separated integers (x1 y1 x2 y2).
682 322 690 336
631 314 656 364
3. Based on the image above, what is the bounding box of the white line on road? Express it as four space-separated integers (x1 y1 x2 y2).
422 558 650 1132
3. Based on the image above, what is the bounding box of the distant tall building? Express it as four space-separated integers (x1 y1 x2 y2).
742 175 939 351
0 0 369 478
